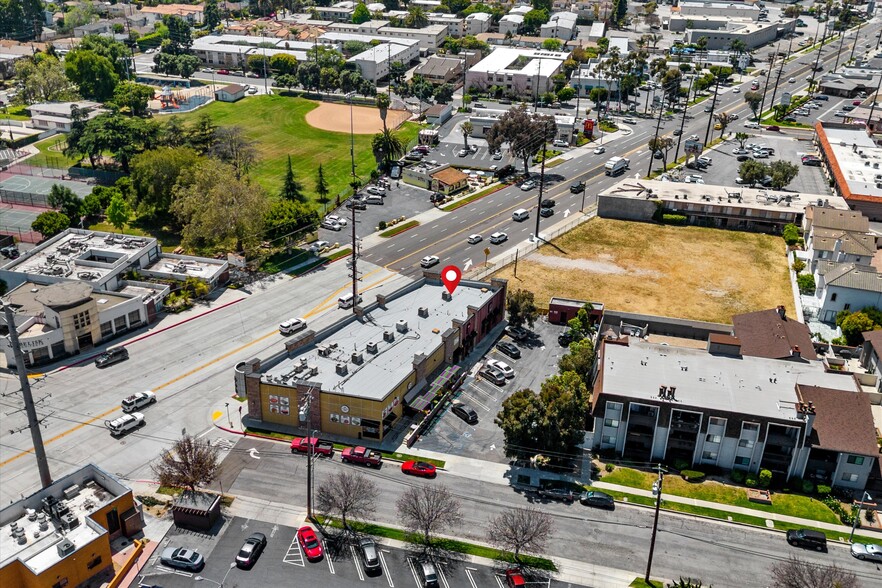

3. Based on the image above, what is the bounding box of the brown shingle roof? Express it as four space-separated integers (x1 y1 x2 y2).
708 333 740 345
797 385 879 456
218 84 245 94
862 329 882 360
431 167 468 187
732 308 818 361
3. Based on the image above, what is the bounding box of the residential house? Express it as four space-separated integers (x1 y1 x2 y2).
498 15 524 36
859 329 882 398
139 4 204 24
465 47 567 98
28 101 104 132
413 56 464 85
814 262 882 323
465 13 492 36
540 12 578 40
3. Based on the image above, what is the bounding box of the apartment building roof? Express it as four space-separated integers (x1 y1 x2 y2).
812 230 876 256
806 205 870 233
732 308 818 361
819 262 882 293
797 384 880 456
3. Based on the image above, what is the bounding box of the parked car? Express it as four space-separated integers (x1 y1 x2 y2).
0 245 20 259
851 542 882 562
298 526 324 560
558 330 575 346
537 486 575 503
451 400 478 424
161 547 205 571
401 460 437 478
480 365 507 385
496 341 521 359
552 139 568 148
736 155 752 162
505 325 529 340
766 125 780 132
236 532 267 568
359 537 381 572
366 186 385 196
321 219 342 231
95 347 128 368
504 568 527 587
457 149 469 157
580 490 615 509
486 359 515 378
490 232 508 244
786 529 827 552
325 214 347 226
469 144 478 153
420 255 440 268
492 151 503 160
345 199 367 210
467 234 483 244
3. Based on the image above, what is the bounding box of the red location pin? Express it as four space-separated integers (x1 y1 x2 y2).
441 265 462 294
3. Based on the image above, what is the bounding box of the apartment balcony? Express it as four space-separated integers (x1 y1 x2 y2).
670 420 700 432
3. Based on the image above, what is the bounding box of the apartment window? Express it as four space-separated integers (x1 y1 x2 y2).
604 418 619 428
743 423 759 432
844 303 851 310
100 322 113 337
738 438 754 449
607 401 623 412
847 455 865 465
73 311 91 330
734 456 750 466
114 316 127 331
709 417 725 427
702 451 718 460
706 434 721 444
602 435 616 444
841 472 859 483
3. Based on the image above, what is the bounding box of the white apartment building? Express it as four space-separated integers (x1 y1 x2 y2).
465 13 492 36
465 47 567 98
540 12 578 40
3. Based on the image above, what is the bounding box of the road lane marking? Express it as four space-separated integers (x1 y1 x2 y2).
465 567 479 588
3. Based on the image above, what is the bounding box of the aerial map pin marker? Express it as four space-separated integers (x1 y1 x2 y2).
441 265 462 294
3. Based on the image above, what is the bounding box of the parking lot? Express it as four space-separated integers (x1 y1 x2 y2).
415 318 570 464
136 516 575 588
691 132 832 196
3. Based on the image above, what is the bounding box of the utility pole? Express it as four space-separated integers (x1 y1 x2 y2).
533 120 552 243
644 464 665 585
348 92 358 312
767 36 792 124
4 303 52 489
866 70 882 128
811 4 833 81
757 48 778 121
703 74 722 146
647 78 670 178
672 75 694 165
849 17 865 64
305 390 314 520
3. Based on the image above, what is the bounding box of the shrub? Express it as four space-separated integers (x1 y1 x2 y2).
866 509 876 523
662 213 687 225
378 220 387 230
758 469 772 488
745 474 758 487
673 459 691 471
730 470 746 484
801 479 815 494
792 259 806 273
782 223 800 245
816 484 831 496
136 32 163 50
681 470 706 482
605 463 615 472
796 273 816 294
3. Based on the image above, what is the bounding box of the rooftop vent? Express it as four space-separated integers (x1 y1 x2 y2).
308 365 319 376
432 328 440 334
418 307 429 318
383 330 395 343
366 341 378 354
318 346 332 357
336 362 348 375
57 538 75 557
351 351 364 365
442 291 452 301
63 485 80 500
396 319 408 333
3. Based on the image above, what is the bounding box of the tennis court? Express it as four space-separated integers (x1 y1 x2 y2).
0 173 93 243
0 201 43 243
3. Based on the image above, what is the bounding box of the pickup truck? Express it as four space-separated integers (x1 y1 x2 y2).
106 412 145 436
122 391 156 413
290 437 335 456
341 446 383 468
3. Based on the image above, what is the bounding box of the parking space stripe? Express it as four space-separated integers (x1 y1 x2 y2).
283 537 305 567
379 549 395 588
465 567 479 588
494 575 506 588
324 540 335 574
349 545 365 581
467 383 496 400
463 394 490 412
438 564 451 588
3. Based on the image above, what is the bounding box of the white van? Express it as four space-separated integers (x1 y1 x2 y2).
338 292 363 308
512 208 529 222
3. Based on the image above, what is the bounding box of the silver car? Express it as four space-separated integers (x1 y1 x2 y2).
359 537 381 571
161 547 204 571
851 543 882 562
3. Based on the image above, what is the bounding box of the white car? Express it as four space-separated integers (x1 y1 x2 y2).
552 139 569 148
492 151 503 160
732 87 741 93
420 255 440 268
247 87 258 95
733 148 748 155
467 234 483 244
309 240 330 253
788 77 796 83
744 122 761 129
593 146 606 154
122 391 156 413
366 186 385 196
520 180 537 190
485 359 515 378
688 134 700 141
321 219 342 231
325 214 347 227
457 149 469 157
622 117 638 124
489 232 508 244
684 175 705 184
279 318 307 335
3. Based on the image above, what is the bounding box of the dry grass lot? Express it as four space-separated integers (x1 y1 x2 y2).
494 218 793 324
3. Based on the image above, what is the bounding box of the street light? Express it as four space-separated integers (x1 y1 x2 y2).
195 562 236 587
850 491 873 542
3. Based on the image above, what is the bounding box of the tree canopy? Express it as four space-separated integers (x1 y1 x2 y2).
486 105 556 175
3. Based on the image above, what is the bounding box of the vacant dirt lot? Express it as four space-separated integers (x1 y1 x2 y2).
493 218 793 324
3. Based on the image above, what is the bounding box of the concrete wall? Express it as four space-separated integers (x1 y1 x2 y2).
597 195 658 223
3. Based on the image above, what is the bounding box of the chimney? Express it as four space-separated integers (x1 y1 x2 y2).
791 345 801 359
659 385 667 398
776 305 786 320
669 386 676 401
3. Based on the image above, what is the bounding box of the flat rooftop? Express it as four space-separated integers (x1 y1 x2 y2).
600 179 849 213
821 124 882 198
6 280 132 317
469 47 568 77
143 255 224 278
601 339 859 421
264 282 496 400
4 230 155 284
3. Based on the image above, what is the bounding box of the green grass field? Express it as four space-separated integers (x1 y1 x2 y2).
25 135 81 169
176 95 421 200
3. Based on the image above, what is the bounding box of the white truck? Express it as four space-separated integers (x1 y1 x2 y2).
605 156 630 176
106 412 145 436
122 391 156 413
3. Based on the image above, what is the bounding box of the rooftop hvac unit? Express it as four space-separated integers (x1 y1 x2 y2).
63 484 80 500
57 538 75 557
418 307 429 318
366 341 378 354
336 363 348 375
299 357 308 367
308 365 319 376
60 512 79 531
442 291 452 301
351 352 364 365
318 346 332 357
329 342 338 350
396 319 408 333
383 330 394 342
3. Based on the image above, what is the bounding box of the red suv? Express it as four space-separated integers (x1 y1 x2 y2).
218 69 230 75
505 568 526 587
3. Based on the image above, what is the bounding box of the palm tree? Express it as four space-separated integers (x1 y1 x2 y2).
376 92 391 133
405 6 428 29
372 129 404 172
460 121 473 149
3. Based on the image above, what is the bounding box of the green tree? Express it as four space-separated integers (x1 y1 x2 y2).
840 311 875 345
738 159 769 187
734 132 750 148
47 184 82 222
0 0 45 41
265 199 319 240
796 274 816 295
32 211 71 239
204 0 222 30
162 116 188 147
130 146 204 216
162 15 193 55
434 83 454 103
405 6 429 28
486 105 556 175
495 388 544 458
522 9 550 35
89 185 122 208
298 62 320 91
111 81 155 117
460 121 473 149
589 87 609 105
315 164 330 207
542 38 562 51
12 55 78 105
353 3 371 23
187 112 217 154
106 193 133 232
743 91 763 120
270 53 299 75
74 34 131 78
281 155 306 202
275 73 298 92
558 338 596 388
769 160 800 190
613 0 628 25
211 126 257 180
81 193 102 218
506 288 539 329
557 86 576 103
247 54 269 75
371 128 405 172
75 113 161 173
389 61 407 85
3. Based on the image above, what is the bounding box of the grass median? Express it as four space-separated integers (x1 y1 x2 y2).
441 184 507 212
379 220 420 238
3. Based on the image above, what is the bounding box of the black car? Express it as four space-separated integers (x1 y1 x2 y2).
786 529 827 552
0 245 20 259
539 207 554 218
236 532 267 568
558 330 575 346
541 199 556 208
496 341 521 359
95 347 129 368
451 401 478 424
537 486 575 503
480 365 507 386
736 155 752 162
580 490 615 509
672 129 682 136
569 181 585 193
430 192 446 203
345 199 367 210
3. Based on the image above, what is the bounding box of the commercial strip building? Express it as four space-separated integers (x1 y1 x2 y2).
0 229 228 367
597 179 849 234
235 277 507 442
814 122 882 220
671 18 796 51
591 309 881 489
0 464 143 588
466 108 576 143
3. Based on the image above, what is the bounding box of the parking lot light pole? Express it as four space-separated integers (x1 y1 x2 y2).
850 492 873 542
195 562 236 587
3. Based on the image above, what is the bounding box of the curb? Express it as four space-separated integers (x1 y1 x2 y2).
54 297 246 372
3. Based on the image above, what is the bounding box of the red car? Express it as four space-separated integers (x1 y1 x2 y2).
297 526 323 560
218 69 230 75
505 568 527 587
401 460 437 478
766 125 780 132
